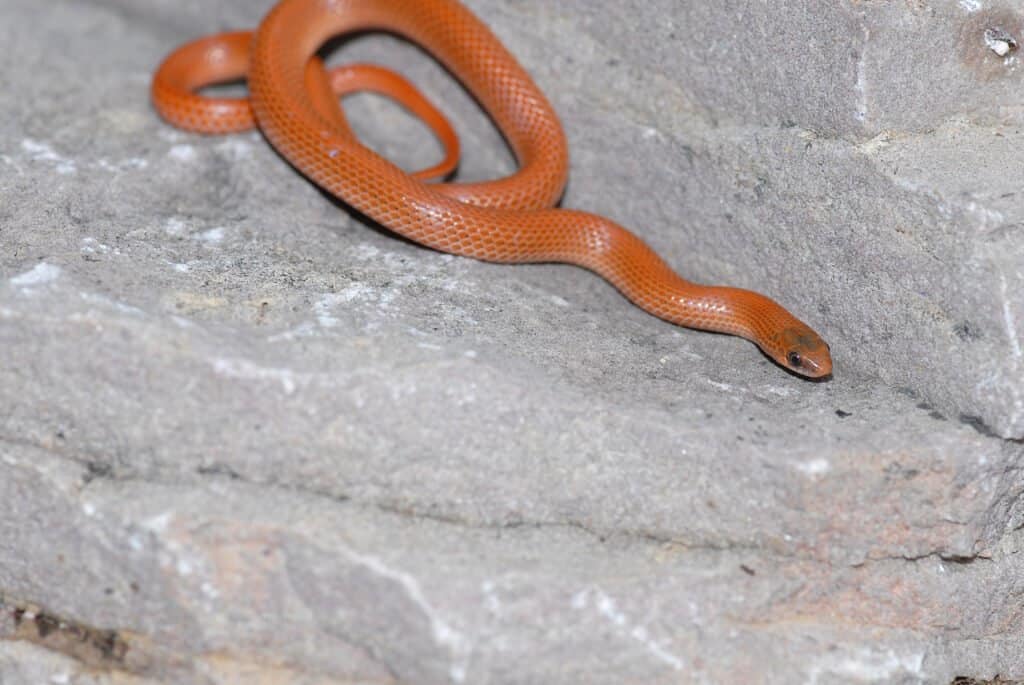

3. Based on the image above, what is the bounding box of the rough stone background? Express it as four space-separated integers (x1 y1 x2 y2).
1 0 1023 683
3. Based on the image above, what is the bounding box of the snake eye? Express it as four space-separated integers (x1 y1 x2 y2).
787 351 802 367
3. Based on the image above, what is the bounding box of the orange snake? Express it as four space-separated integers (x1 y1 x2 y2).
151 0 832 378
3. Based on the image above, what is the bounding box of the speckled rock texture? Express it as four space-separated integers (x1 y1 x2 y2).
1 0 1023 683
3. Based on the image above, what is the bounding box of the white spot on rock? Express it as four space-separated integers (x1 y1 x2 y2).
80 237 119 256
169 144 196 162
21 138 76 174
853 26 870 122
19 138 147 175
142 511 173 533
989 38 1011 56
338 282 374 303
795 458 831 476
79 292 144 317
215 137 253 160
597 592 628 627
197 227 225 244
95 157 148 173
481 580 502 615
211 357 300 395
314 293 350 328
266 321 318 343
352 243 381 260
984 27 1018 58
164 217 188 236
1002 273 1022 360
807 647 924 684
10 262 61 287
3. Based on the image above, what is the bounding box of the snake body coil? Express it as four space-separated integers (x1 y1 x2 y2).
152 0 832 378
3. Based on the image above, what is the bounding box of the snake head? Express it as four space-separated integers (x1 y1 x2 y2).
776 326 832 378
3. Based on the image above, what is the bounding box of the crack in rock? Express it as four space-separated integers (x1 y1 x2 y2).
1 595 132 672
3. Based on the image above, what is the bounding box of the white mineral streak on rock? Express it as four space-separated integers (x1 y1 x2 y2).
807 648 924 684
10 262 61 287
571 587 684 672
169 144 196 162
210 357 303 395
21 138 76 174
342 546 473 683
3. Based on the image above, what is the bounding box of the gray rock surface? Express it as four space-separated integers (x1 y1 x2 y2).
1 0 1023 683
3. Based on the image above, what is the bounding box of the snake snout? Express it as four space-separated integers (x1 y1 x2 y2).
787 349 832 378
778 327 832 379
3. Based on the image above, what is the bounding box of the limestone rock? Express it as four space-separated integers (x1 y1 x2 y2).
1 0 1022 683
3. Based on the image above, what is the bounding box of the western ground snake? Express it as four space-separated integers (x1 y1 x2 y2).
151 0 832 378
